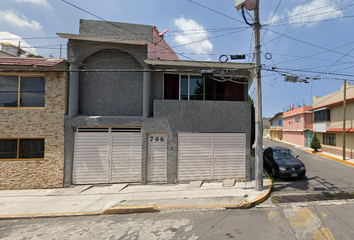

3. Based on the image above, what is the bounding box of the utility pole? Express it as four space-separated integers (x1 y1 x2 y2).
235 0 263 190
254 0 263 191
343 80 346 160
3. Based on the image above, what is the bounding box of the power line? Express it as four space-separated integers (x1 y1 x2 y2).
186 0 245 24
268 0 347 25
265 28 354 60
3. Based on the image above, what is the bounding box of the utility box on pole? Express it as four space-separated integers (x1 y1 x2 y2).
234 0 256 10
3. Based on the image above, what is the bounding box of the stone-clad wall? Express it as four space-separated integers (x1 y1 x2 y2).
0 72 66 190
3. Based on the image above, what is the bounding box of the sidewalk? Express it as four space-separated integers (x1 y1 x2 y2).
0 177 271 219
270 138 354 167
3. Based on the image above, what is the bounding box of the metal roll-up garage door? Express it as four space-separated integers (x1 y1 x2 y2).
73 130 109 184
213 133 246 179
178 133 213 181
111 132 142 183
73 128 142 184
178 133 246 181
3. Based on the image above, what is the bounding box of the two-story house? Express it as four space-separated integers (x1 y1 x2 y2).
282 106 313 147
268 112 283 140
312 83 354 158
0 57 67 190
59 20 255 186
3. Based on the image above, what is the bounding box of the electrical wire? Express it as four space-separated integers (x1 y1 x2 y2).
186 0 246 24
264 28 354 60
268 0 347 25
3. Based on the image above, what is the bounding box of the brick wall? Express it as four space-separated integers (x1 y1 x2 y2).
0 72 66 190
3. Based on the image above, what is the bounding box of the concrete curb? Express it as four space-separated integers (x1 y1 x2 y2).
0 211 103 220
305 149 354 167
226 173 273 209
104 206 158 214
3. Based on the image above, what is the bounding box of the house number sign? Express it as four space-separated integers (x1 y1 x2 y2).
150 136 165 142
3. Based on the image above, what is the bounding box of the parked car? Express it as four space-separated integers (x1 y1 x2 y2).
263 146 306 178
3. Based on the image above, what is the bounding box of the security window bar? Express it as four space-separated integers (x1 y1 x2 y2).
0 76 45 108
314 109 330 122
323 133 335 146
295 116 300 122
0 139 45 160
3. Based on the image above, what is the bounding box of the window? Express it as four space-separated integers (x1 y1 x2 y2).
0 139 45 160
271 121 273 126
279 119 282 125
163 74 245 101
314 109 330 122
0 76 45 107
295 116 300 122
323 133 335 146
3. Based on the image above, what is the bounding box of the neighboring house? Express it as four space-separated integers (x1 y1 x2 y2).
269 112 283 140
0 57 68 190
59 20 255 186
262 117 271 137
0 42 36 57
282 106 313 147
312 83 354 158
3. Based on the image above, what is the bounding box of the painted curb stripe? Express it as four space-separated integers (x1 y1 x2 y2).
306 149 354 167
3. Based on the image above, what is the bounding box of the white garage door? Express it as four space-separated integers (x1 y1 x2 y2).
73 130 109 184
73 128 142 184
178 133 245 181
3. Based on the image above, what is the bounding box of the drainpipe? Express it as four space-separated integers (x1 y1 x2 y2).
68 63 79 117
143 68 151 118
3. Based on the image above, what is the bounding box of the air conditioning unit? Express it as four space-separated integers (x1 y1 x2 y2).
234 0 256 11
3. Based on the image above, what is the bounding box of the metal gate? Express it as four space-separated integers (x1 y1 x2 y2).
178 133 246 181
148 134 167 182
73 128 142 184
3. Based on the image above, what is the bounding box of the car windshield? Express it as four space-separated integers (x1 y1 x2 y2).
273 149 297 160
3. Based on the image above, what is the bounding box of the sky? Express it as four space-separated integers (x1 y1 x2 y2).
1 0 354 117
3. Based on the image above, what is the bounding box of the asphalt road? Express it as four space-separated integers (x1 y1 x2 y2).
1 203 354 239
262 138 354 196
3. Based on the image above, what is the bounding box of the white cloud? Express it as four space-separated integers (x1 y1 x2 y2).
286 0 343 26
0 9 42 30
0 31 38 55
174 17 213 57
15 0 51 8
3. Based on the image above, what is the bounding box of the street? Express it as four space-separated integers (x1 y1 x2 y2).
262 138 354 196
1 138 354 240
1 203 354 239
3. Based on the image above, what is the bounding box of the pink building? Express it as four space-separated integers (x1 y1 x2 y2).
282 106 313 147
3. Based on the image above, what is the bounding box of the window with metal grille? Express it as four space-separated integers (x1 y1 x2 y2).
295 116 300 122
323 133 335 146
314 109 330 122
0 76 45 108
0 139 45 160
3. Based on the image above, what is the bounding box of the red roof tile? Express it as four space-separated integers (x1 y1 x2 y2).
0 57 65 67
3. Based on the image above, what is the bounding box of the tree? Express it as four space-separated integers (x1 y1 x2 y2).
310 133 321 151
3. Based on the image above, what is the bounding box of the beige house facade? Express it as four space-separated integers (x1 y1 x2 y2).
0 58 67 189
312 83 354 158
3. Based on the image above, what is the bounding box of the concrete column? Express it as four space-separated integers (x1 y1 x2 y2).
143 68 151 118
68 63 79 117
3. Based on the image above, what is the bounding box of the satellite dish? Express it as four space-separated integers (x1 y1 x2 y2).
234 0 256 11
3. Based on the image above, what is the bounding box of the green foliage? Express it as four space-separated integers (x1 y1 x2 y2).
310 133 321 151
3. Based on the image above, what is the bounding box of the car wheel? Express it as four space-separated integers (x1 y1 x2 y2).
272 168 276 178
